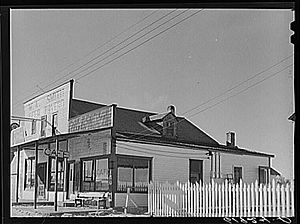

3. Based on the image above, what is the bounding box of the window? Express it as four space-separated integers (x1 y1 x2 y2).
82 158 110 192
189 159 203 184
117 157 150 193
40 115 47 137
48 158 64 191
259 167 269 184
24 157 35 189
233 166 243 184
52 113 58 136
31 120 37 135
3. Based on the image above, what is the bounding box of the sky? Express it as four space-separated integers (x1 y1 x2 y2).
10 9 294 180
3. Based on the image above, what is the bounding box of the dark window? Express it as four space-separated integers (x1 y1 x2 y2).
24 157 35 189
103 142 108 154
82 158 110 192
41 115 47 137
233 166 243 184
189 159 203 184
259 167 269 184
117 157 150 193
48 158 64 191
52 113 58 135
31 120 37 135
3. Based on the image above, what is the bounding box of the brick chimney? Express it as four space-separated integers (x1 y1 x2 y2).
226 132 235 147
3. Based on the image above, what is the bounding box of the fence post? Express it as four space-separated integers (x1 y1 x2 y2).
222 182 225 217
291 180 294 217
239 181 243 217
247 184 251 217
232 184 235 217
196 181 199 217
205 183 208 217
212 180 215 217
272 179 276 217
225 180 228 217
263 184 267 217
236 183 239 217
251 182 254 217
267 183 271 217
228 182 232 217
276 183 280 217
199 180 202 217
286 183 290 217
243 183 247 217
208 182 211 217
281 184 285 217
259 183 263 216
218 184 222 217
255 181 259 217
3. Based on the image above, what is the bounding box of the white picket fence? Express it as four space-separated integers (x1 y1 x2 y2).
148 179 294 217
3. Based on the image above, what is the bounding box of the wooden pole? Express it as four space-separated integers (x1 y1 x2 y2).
54 138 59 211
16 146 20 203
34 141 39 209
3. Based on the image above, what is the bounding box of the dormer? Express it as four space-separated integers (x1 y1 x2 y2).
162 105 177 138
141 105 178 138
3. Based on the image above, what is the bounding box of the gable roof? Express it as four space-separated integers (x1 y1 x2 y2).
69 99 273 157
114 107 219 146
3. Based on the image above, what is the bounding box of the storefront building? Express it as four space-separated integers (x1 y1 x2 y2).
11 80 276 208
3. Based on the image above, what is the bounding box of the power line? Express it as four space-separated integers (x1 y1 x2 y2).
188 63 293 119
76 9 203 81
122 62 293 141
182 54 293 117
12 10 159 109
49 10 178 86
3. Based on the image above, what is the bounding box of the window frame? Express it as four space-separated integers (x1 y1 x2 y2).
40 115 47 137
80 155 110 192
31 119 37 135
48 157 64 191
233 166 243 184
116 155 152 193
189 159 203 184
258 166 269 185
24 157 35 190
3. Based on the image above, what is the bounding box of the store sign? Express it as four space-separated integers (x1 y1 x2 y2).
11 126 25 147
68 105 113 133
23 81 73 142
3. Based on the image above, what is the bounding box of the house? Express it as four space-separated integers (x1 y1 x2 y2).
10 80 276 208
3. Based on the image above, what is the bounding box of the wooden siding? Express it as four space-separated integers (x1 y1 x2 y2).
115 193 148 207
68 129 111 160
219 152 269 183
116 141 211 183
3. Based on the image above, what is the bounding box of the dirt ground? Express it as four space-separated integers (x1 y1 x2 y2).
11 205 151 217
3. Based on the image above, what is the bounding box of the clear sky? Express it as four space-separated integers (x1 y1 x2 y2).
10 9 294 180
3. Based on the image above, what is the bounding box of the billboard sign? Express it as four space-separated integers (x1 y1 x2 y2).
22 80 73 142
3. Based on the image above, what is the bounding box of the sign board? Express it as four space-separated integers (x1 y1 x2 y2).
11 126 25 147
22 80 73 143
68 105 113 133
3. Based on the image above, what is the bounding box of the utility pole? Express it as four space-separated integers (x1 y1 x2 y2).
54 137 59 211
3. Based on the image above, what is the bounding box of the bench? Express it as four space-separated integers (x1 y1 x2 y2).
75 192 110 208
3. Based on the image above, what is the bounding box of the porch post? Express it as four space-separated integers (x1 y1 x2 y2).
34 141 39 209
54 138 59 211
111 104 117 208
16 146 20 203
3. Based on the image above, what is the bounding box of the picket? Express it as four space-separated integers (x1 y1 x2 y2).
148 180 294 217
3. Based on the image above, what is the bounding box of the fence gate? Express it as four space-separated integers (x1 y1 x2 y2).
148 180 294 217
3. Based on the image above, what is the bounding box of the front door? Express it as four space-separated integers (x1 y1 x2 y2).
68 163 74 198
37 162 47 199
